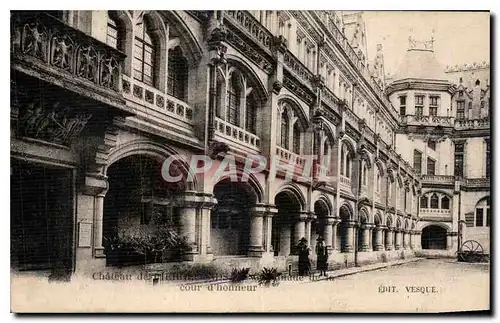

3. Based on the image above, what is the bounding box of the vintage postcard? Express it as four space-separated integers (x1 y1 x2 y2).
10 10 490 313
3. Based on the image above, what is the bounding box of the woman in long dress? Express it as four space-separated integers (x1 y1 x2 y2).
315 236 328 276
297 237 311 276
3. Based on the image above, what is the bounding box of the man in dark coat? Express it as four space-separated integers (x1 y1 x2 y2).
315 236 328 276
297 237 311 276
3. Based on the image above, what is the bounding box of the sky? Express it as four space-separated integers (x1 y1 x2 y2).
361 11 490 77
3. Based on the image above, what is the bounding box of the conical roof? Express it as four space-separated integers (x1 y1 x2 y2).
393 48 447 82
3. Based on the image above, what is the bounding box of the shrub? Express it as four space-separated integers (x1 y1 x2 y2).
230 267 250 283
257 267 282 287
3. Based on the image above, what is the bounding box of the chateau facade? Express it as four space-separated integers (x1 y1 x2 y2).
10 10 490 276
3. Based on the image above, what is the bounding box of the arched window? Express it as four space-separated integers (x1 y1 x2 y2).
133 20 155 86
362 164 368 186
340 147 345 176
345 154 351 178
293 123 301 154
430 194 439 209
388 180 393 201
106 15 119 49
245 96 257 134
280 111 289 149
227 74 241 126
420 195 428 208
474 197 490 227
323 139 331 168
441 196 450 210
215 71 224 118
376 170 381 192
167 46 188 101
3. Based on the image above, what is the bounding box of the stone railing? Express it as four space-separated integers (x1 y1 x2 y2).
123 75 194 123
402 115 454 127
454 118 490 130
225 11 274 53
283 49 314 89
321 86 339 109
11 11 125 94
215 117 260 149
421 175 455 185
340 175 351 187
420 208 452 214
276 146 306 167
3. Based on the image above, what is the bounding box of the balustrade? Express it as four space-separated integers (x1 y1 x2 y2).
123 75 194 123
421 175 455 185
455 118 490 130
283 49 314 89
276 146 305 167
12 11 124 94
215 117 260 149
225 11 274 52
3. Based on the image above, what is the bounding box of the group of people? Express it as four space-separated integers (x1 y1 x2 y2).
297 236 329 277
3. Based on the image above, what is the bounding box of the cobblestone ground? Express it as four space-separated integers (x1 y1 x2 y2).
11 259 490 312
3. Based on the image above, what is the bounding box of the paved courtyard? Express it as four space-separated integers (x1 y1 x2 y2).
11 258 490 312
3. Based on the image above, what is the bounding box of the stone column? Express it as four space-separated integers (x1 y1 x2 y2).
403 231 408 249
179 205 197 249
415 231 422 249
343 221 355 252
294 212 308 248
360 224 372 251
374 226 385 251
409 231 415 249
446 233 452 250
263 207 278 253
324 217 335 252
385 228 394 250
395 230 402 250
248 205 266 257
331 218 341 251
93 192 106 258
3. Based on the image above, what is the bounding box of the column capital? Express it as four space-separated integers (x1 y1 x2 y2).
374 225 388 231
80 173 108 196
176 191 217 209
249 204 279 217
294 211 310 222
361 223 375 230
325 217 337 225
345 220 357 228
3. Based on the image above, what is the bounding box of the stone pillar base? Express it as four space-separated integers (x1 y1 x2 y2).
247 246 265 258
182 251 199 262
342 246 354 253
385 245 394 251
374 245 384 251
360 245 370 252
94 247 106 258
395 245 401 250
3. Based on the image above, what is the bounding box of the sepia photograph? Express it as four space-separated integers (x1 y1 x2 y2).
9 9 491 313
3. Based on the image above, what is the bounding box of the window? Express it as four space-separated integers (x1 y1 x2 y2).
376 171 381 192
362 164 368 186
474 197 490 227
107 16 119 49
345 154 351 178
245 96 257 134
280 111 289 149
292 124 301 154
227 75 240 125
133 20 155 85
413 150 422 174
454 142 464 177
441 196 450 210
167 47 188 101
459 90 463 97
420 195 428 208
430 194 439 209
427 158 436 176
457 101 465 119
429 96 438 117
486 139 491 177
399 96 406 116
475 208 484 226
340 148 345 176
415 95 424 117
428 140 436 151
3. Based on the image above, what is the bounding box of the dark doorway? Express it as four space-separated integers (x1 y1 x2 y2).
421 225 447 249
273 192 301 256
11 159 74 272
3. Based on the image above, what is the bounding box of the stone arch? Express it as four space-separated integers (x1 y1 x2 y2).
374 212 383 226
274 183 306 211
421 224 449 250
421 222 451 233
158 10 203 65
278 96 310 130
386 214 394 228
313 194 333 216
107 11 134 75
359 207 370 224
213 168 264 204
339 202 354 221
226 56 269 106
375 158 385 177
105 139 196 191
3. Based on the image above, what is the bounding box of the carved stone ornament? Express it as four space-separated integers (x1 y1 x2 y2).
272 80 283 94
208 140 230 159
15 100 92 146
